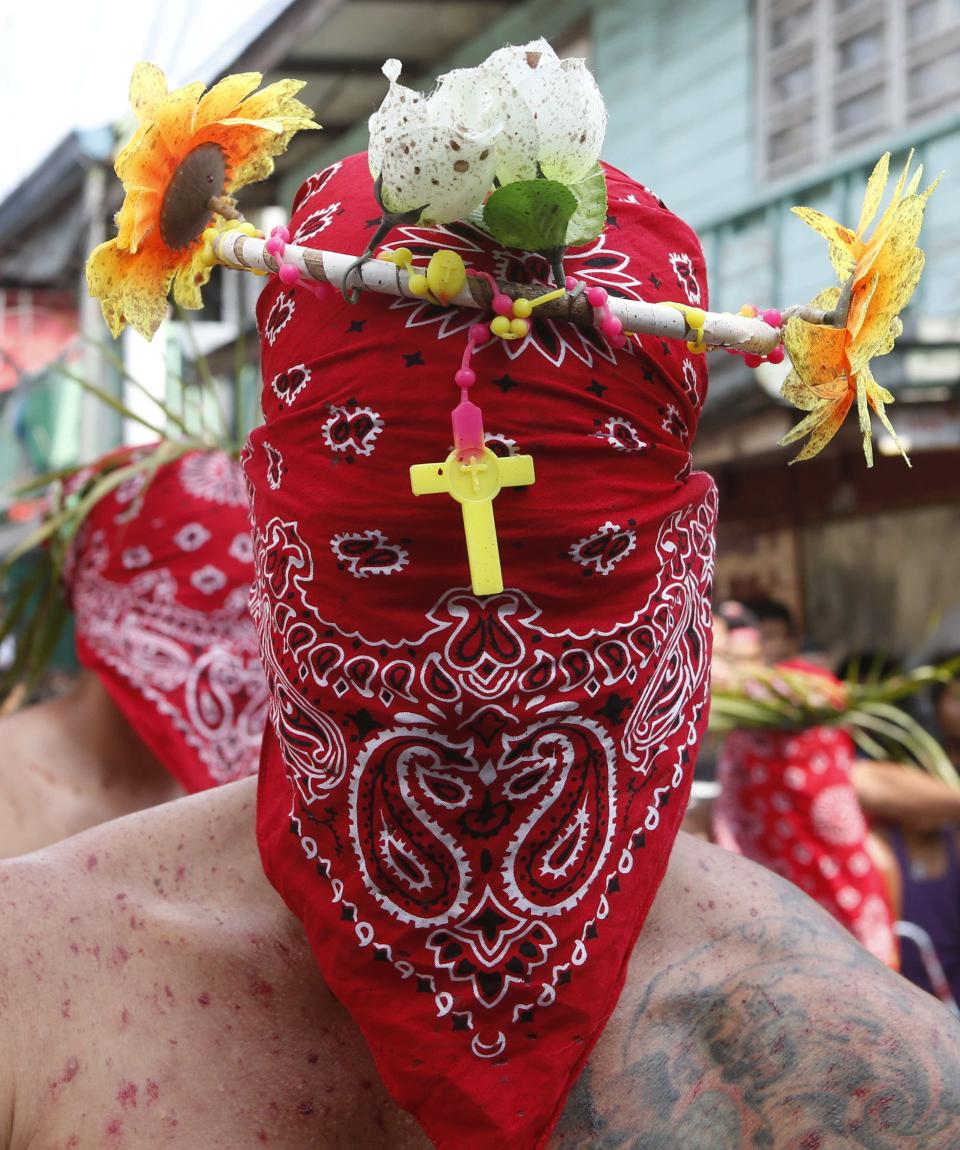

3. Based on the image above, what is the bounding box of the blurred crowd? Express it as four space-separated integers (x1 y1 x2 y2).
687 595 960 1011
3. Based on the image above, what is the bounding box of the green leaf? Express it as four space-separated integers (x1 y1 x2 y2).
483 179 577 253
565 163 608 247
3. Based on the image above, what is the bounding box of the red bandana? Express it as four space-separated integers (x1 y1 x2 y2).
65 449 267 792
248 153 717 1149
713 663 897 966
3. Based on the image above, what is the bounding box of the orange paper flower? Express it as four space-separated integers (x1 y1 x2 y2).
87 63 319 340
780 152 939 466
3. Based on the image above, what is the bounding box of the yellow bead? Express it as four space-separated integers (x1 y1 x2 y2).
426 249 467 306
512 297 533 319
509 317 530 338
199 245 218 268
490 316 512 338
408 274 429 296
239 222 258 237
202 227 219 244
393 247 413 267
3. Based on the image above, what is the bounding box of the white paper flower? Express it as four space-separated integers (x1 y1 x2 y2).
367 59 501 225
477 38 607 185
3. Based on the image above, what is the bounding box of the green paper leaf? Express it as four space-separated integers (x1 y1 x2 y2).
565 163 608 247
482 179 577 253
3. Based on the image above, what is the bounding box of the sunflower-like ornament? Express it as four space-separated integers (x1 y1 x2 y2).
86 63 319 339
780 152 939 466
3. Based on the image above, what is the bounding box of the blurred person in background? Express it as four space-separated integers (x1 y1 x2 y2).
854 660 960 1006
0 447 268 858
683 600 764 841
709 599 899 965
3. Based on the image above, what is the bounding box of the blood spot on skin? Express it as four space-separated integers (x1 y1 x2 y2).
197 991 211 1007
117 1080 138 1108
61 999 72 1019
69 942 80 955
50 1057 80 1093
110 946 130 968
105 1117 124 1137
297 1102 314 1116
250 978 274 999
120 1007 131 1029
799 1134 823 1150
257 1130 269 1142
750 907 759 917
86 854 98 871
65 1137 79 1149
306 1051 319 1064
146 1079 160 1104
175 865 186 882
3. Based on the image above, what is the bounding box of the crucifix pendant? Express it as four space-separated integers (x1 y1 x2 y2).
410 446 536 595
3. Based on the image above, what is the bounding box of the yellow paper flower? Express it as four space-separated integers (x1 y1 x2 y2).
86 63 319 340
780 152 939 466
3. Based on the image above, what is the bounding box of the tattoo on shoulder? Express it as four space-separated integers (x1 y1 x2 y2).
552 878 960 1149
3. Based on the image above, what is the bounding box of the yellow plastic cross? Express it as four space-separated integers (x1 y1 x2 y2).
410 447 535 595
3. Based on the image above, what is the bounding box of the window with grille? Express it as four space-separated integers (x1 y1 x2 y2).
758 0 960 180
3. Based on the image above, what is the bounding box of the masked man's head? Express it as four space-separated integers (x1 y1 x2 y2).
65 448 268 791
244 151 717 1149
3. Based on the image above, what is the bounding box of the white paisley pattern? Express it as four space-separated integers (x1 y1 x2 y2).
250 492 716 1057
179 453 249 507
72 531 269 784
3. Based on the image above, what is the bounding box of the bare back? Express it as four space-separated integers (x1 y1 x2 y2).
1 779 958 1149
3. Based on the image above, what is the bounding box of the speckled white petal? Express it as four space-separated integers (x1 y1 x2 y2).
431 67 499 133
378 124 499 223
535 59 607 182
481 37 560 106
480 72 540 185
368 59 428 178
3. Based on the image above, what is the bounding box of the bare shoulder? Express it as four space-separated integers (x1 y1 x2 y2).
0 779 307 1149
553 833 960 1149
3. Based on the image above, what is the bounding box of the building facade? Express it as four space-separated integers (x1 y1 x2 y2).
595 0 960 660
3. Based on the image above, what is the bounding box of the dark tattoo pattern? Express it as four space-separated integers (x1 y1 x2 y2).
550 877 960 1149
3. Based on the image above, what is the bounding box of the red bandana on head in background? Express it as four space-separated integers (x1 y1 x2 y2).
713 661 897 967
65 448 268 792
248 153 717 1149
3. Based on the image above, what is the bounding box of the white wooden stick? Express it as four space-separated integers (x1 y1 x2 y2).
213 231 783 355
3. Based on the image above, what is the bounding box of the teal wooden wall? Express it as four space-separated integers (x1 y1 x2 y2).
593 0 960 322
595 0 755 228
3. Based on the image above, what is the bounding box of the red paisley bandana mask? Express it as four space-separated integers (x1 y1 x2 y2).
248 153 717 1149
65 449 268 792
713 663 897 966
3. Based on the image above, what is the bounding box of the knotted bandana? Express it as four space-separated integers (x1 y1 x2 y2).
713 663 897 966
66 448 268 791
248 153 717 1149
